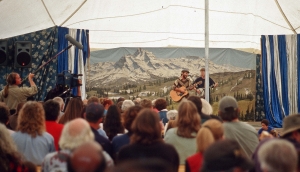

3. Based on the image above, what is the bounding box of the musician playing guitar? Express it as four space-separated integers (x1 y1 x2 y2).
193 68 218 98
170 69 195 102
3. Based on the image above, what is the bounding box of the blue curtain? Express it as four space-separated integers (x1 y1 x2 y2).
81 30 88 65
0 27 58 101
57 27 89 98
57 27 69 73
277 35 289 115
262 35 283 128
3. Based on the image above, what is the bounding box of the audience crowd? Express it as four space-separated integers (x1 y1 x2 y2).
1 73 299 172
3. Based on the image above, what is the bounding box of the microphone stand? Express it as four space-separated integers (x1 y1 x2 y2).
21 44 73 85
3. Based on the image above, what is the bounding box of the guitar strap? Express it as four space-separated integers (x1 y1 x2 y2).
177 78 189 88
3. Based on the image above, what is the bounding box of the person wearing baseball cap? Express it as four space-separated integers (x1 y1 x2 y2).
218 96 259 158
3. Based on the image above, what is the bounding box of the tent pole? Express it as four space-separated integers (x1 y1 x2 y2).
205 0 210 102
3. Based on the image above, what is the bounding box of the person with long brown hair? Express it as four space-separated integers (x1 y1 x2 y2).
112 105 143 156
117 109 179 172
164 100 201 164
12 101 55 165
58 97 84 124
103 105 124 141
185 119 224 172
0 72 37 110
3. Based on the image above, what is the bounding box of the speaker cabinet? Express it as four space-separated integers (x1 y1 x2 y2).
0 40 8 66
14 41 32 68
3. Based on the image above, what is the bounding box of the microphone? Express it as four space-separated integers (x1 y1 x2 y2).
65 34 83 49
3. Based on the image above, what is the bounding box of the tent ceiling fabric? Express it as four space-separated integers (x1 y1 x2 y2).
1 0 300 50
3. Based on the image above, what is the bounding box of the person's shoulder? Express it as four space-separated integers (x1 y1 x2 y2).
164 127 177 138
187 152 202 162
258 128 263 134
94 131 111 143
268 126 274 131
112 133 129 141
43 132 55 140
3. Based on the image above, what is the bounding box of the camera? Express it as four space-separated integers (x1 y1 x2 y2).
57 70 82 88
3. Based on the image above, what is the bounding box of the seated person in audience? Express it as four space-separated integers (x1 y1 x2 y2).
218 96 258 158
53 97 65 121
103 99 114 115
67 141 107 172
118 109 179 172
258 139 297 172
155 98 169 125
188 96 211 124
59 97 84 124
258 119 278 139
84 102 113 158
87 96 100 104
164 100 201 164
42 118 113 171
112 105 142 156
140 98 152 109
152 99 159 113
9 102 25 131
186 119 224 172
165 110 178 134
43 99 64 150
201 139 253 172
12 101 55 165
0 123 36 172
103 105 125 141
0 102 14 134
85 102 107 139
121 100 135 112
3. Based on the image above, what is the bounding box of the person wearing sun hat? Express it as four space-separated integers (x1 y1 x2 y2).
280 114 300 150
201 139 254 172
218 96 259 158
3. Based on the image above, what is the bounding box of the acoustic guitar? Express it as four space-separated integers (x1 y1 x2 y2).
170 81 202 102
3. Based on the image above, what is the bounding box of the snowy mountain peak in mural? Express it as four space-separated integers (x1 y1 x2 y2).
89 48 248 86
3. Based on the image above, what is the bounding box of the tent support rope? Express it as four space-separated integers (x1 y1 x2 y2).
59 0 87 26
274 0 297 34
41 0 55 25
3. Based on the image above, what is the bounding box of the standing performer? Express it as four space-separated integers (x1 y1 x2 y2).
193 68 218 98
0 72 38 110
170 69 195 102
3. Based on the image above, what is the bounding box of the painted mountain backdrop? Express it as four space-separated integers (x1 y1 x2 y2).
88 48 249 86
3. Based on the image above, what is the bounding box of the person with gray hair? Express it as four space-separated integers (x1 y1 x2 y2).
258 139 298 172
42 118 95 172
121 100 135 112
53 96 65 120
167 110 178 120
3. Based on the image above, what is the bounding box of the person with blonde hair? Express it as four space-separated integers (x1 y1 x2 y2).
185 119 224 172
118 109 179 172
164 100 201 164
42 118 95 172
12 101 55 165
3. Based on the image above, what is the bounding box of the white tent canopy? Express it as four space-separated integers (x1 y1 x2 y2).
1 0 300 50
